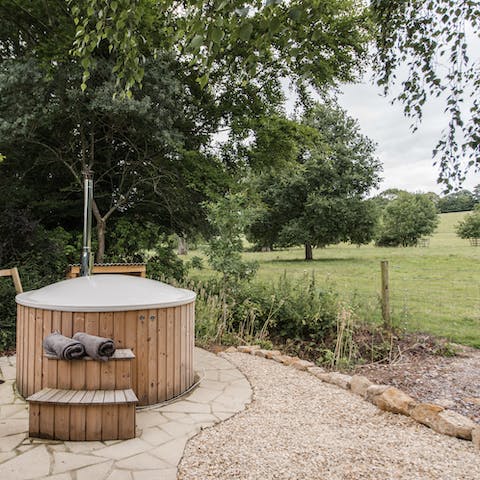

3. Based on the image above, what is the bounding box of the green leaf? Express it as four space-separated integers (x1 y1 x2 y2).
189 34 204 49
238 23 253 42
270 17 282 34
211 28 224 43
289 7 302 22
197 74 209 89
81 57 90 69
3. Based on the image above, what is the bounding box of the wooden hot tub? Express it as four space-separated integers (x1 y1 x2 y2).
15 274 196 406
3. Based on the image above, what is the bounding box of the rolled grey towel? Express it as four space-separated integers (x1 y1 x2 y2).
43 332 86 360
72 332 116 361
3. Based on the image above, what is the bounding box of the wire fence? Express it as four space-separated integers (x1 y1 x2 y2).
323 259 480 346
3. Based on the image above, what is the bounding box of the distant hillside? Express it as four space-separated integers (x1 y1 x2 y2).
431 211 470 247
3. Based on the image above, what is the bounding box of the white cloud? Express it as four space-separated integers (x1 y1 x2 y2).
338 79 478 194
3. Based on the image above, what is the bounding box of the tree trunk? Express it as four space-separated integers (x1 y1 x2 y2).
305 243 313 261
96 219 106 263
177 235 188 255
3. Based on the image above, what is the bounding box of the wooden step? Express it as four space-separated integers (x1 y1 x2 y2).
27 388 138 441
28 387 138 404
44 348 135 361
45 349 135 391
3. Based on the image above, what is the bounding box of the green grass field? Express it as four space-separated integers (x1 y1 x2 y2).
187 212 480 347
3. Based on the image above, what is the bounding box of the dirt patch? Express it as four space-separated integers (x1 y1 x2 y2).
355 338 480 424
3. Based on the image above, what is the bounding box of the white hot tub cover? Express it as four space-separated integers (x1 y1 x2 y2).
16 274 196 312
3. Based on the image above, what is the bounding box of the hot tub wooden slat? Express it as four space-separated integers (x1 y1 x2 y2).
186 304 190 388
73 311 85 333
55 405 70 439
100 360 115 390
190 302 194 386
86 405 102 440
125 310 138 393
136 310 148 404
30 403 40 436
34 310 43 393
180 305 186 393
174 307 181 397
166 307 174 400
70 389 87 441
85 311 99 335
16 306 21 393
157 308 167 401
16 306 22 394
61 311 73 338
114 311 126 349
116 358 130 389
99 311 114 339
40 404 55 439
41 310 52 394
52 310 61 331
26 308 35 397
24 307 31 396
148 309 157 404
85 360 100 390
71 360 86 390
48 360 58 394
57 360 71 389
118 404 135 439
102 403 118 441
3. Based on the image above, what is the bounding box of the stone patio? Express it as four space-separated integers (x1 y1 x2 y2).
0 348 252 480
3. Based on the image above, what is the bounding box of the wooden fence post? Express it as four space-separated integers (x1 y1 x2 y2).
380 260 391 331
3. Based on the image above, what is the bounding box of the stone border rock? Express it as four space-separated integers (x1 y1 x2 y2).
230 346 480 449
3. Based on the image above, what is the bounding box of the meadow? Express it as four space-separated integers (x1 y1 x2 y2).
188 211 480 347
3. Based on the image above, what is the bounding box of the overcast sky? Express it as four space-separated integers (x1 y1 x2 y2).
338 79 478 195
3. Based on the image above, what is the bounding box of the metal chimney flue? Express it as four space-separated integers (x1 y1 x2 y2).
80 169 93 277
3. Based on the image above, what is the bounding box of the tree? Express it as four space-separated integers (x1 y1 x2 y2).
0 56 227 261
455 206 480 240
66 1 370 94
0 1 370 97
437 190 475 213
473 184 480 204
204 193 258 284
371 0 480 188
376 192 439 247
247 103 381 260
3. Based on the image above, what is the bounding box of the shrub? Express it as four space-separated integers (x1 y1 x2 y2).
376 192 439 247
0 208 75 352
455 205 480 240
146 246 186 282
192 273 339 346
186 255 204 271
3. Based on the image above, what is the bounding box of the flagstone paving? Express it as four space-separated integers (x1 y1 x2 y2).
0 348 252 480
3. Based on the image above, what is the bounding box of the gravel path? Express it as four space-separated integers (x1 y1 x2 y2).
178 352 480 480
